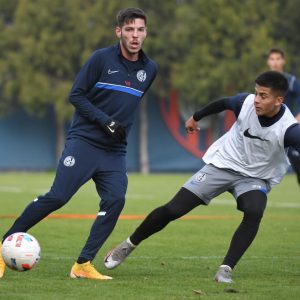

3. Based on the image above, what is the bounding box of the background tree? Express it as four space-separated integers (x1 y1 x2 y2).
0 0 19 115
272 0 300 76
131 0 180 172
0 0 126 158
168 0 279 106
1 0 299 171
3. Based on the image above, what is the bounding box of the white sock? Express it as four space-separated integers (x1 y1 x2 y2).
126 237 136 248
220 264 232 271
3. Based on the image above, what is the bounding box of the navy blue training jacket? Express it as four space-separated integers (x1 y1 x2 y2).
67 44 157 153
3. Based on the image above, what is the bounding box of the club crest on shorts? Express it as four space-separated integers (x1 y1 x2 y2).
194 172 206 183
137 70 147 82
63 156 75 167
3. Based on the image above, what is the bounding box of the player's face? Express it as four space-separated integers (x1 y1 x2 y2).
267 53 285 72
116 18 147 61
254 84 283 117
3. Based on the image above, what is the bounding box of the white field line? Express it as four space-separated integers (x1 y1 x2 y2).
129 255 300 260
0 186 22 193
0 186 153 199
42 253 300 261
213 199 300 208
0 186 48 194
0 186 299 208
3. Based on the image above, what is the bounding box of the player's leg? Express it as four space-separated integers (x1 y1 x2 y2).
104 187 206 269
70 155 127 280
104 164 231 269
131 188 205 245
288 148 300 185
77 170 128 262
0 139 96 279
2 139 95 242
223 190 267 267
215 189 267 283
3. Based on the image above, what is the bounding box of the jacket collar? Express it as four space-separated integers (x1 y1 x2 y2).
115 43 148 64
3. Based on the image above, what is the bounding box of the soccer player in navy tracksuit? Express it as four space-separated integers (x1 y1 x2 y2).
267 48 300 185
0 8 157 280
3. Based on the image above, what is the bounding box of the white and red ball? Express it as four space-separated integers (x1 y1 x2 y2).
2 232 41 271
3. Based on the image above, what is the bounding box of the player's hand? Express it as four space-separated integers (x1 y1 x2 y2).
105 120 126 142
295 113 300 123
185 116 200 134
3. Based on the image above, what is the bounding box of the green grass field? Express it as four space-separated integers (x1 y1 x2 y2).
0 172 299 300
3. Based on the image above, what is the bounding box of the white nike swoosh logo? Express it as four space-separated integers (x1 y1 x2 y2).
107 126 115 133
108 69 119 74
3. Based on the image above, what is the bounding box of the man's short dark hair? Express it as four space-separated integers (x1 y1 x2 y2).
267 47 285 58
116 8 147 27
255 71 288 96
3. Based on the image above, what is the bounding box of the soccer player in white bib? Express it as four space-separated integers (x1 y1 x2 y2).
104 71 300 283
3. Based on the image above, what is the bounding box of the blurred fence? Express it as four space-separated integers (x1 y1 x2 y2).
0 95 234 172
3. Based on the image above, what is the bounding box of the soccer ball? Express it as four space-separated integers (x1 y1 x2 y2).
2 232 41 271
